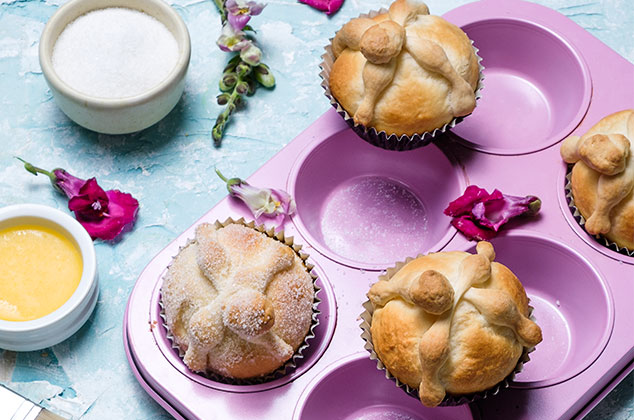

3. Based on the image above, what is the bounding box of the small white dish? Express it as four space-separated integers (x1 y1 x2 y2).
39 0 191 135
0 204 98 351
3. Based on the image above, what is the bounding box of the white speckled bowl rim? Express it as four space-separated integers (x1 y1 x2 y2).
564 168 634 257
319 8 485 151
159 217 321 385
359 254 536 406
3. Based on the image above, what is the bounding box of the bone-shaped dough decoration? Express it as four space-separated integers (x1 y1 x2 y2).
330 0 478 131
368 241 542 407
162 222 315 379
560 110 634 238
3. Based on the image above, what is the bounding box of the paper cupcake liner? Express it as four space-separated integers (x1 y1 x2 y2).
564 168 634 257
359 255 536 406
320 8 485 151
159 217 322 385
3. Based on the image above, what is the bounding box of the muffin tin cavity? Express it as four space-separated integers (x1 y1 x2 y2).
449 18 591 155
293 353 474 420
289 130 465 270
468 232 614 388
151 262 337 392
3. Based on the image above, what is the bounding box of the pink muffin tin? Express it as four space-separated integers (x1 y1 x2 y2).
124 0 634 418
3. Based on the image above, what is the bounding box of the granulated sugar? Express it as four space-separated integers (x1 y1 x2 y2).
52 7 179 99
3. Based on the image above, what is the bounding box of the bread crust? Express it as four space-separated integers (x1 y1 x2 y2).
368 244 541 406
162 223 314 379
562 110 634 249
329 3 478 136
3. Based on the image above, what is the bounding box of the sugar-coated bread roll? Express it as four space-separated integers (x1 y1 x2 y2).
560 109 634 250
162 223 315 379
368 242 542 407
329 0 479 136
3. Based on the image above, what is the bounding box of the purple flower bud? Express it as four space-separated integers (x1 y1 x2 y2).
226 0 266 31
240 44 262 66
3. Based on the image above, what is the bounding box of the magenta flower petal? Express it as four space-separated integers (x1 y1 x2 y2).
443 185 490 216
74 189 139 241
298 0 344 15
228 13 252 31
450 216 498 241
445 185 541 241
226 0 266 31
53 169 88 199
471 190 541 231
68 178 109 222
18 158 139 242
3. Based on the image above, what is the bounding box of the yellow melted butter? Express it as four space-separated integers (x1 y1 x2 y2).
0 224 83 321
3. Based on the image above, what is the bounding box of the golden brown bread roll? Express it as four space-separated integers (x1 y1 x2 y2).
560 109 634 250
329 0 479 136
162 222 315 379
367 242 542 407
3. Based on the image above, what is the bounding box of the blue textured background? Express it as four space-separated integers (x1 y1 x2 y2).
0 0 632 418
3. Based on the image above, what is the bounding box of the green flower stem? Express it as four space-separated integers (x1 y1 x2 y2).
16 157 57 183
212 67 250 147
215 168 243 193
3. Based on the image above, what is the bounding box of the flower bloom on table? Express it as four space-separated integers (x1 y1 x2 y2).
298 0 344 15
217 0 265 66
216 169 296 225
226 0 264 31
444 185 541 241
18 158 139 241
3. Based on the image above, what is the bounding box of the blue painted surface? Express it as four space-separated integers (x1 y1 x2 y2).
0 0 632 418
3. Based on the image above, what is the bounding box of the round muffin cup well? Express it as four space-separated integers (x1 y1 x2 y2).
359 256 535 406
159 217 321 385
564 169 634 258
320 8 484 151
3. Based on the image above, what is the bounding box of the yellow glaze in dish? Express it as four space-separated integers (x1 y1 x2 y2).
0 224 83 321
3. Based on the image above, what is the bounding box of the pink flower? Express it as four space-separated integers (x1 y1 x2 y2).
216 169 295 225
18 158 139 241
225 0 265 31
298 0 344 15
444 185 541 241
217 23 250 52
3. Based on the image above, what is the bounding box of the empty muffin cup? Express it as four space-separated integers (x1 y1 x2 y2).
156 218 336 391
288 130 466 270
446 17 591 155
293 352 476 420
468 231 614 387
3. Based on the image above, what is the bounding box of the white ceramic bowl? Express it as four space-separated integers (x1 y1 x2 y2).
0 204 98 351
39 0 191 134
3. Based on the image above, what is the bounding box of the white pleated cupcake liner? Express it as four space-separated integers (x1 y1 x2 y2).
159 217 321 385
564 168 634 257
